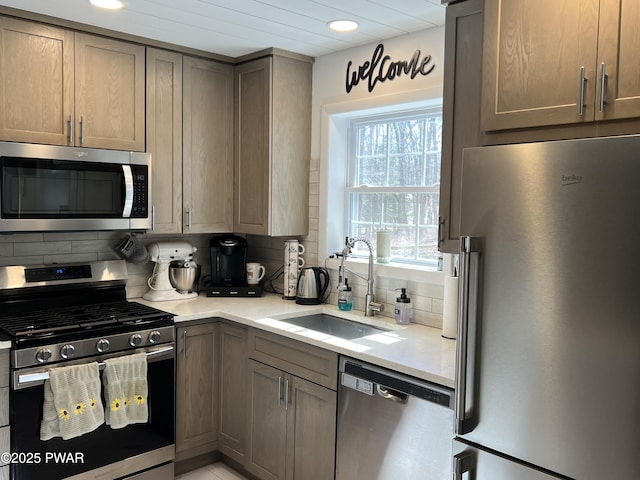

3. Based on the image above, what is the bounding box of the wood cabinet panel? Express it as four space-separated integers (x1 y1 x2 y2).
246 360 287 480
438 0 486 254
248 329 338 391
482 0 600 131
218 323 248 463
74 33 145 150
234 54 311 236
235 58 270 231
596 0 640 120
0 17 74 145
176 323 219 459
183 56 233 233
146 48 183 234
286 376 336 480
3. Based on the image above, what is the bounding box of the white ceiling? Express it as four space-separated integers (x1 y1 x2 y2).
0 0 446 58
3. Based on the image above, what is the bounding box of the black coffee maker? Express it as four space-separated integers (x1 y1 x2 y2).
210 234 247 286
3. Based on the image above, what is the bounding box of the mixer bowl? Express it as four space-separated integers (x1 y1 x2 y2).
169 262 201 293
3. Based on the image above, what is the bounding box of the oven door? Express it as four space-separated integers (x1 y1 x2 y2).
10 345 175 480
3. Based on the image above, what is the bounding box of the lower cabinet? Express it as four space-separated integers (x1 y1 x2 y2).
175 323 219 461
218 323 248 463
246 360 336 480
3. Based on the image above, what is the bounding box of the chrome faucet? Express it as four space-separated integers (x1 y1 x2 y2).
341 237 385 316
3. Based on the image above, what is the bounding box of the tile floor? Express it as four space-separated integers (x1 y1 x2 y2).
175 462 248 480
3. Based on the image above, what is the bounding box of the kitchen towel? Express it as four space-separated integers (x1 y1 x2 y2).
103 352 149 429
442 275 459 339
40 362 104 441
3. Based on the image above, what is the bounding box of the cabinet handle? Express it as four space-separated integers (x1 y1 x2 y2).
68 115 74 145
182 330 187 359
578 66 586 116
438 216 445 247
278 376 283 406
285 379 290 411
80 116 86 145
599 62 607 113
186 208 192 232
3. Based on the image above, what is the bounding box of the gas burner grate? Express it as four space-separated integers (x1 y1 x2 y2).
0 301 171 339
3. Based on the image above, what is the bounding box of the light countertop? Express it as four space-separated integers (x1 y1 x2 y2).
136 293 456 388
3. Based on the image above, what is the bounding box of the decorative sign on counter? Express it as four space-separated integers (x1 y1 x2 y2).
345 43 436 94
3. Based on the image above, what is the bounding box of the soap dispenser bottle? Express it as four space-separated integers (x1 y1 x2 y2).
338 279 353 311
394 288 412 324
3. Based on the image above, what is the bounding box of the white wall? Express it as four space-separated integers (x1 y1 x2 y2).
304 26 448 328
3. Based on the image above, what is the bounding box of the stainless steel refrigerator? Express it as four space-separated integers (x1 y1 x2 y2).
453 135 640 479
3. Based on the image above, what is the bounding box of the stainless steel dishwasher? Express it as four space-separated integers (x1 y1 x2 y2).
336 356 454 479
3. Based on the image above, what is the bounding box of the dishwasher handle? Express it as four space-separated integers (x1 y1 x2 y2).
376 384 408 404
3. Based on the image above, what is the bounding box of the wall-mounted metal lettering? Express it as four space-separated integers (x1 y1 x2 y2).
345 43 435 94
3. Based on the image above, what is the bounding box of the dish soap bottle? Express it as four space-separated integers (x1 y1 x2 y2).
394 288 412 324
338 279 353 311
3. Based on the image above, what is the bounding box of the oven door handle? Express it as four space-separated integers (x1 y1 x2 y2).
14 345 174 389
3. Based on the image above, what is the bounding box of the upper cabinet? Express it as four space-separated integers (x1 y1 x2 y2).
234 53 312 236
439 0 486 254
74 33 145 151
183 56 234 233
481 0 640 131
147 50 233 234
146 48 183 234
0 17 145 150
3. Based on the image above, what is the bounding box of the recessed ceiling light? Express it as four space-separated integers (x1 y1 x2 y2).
328 20 359 32
90 0 123 10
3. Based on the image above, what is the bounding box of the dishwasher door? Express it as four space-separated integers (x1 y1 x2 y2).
336 356 454 480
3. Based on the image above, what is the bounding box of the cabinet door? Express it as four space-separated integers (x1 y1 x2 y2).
286 375 336 480
218 323 248 463
481 0 600 131
146 48 183 234
0 17 74 145
176 323 219 459
183 56 233 233
246 360 287 480
74 33 145 151
234 57 271 235
438 0 486 254
596 0 640 121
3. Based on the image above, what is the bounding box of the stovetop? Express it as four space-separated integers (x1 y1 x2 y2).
0 300 173 340
0 260 174 356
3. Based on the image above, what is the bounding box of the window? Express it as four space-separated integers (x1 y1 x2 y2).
345 107 442 266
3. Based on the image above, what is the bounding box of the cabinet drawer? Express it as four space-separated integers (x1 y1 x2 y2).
0 350 7 388
248 329 338 390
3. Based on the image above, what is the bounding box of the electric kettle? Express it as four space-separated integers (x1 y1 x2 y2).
295 267 329 305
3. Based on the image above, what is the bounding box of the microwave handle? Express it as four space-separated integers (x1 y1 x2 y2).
122 165 134 218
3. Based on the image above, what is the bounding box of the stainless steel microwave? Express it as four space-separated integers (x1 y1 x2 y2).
0 141 151 232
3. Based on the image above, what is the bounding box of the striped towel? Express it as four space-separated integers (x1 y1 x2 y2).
40 362 104 440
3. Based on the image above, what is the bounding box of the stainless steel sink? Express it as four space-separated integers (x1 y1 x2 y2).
282 313 390 340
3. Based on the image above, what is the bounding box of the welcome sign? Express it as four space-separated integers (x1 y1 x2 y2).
345 43 436 94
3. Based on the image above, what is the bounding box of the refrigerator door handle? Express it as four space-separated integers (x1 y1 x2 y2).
455 236 481 435
453 450 474 479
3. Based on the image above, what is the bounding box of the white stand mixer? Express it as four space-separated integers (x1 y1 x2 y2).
143 241 198 302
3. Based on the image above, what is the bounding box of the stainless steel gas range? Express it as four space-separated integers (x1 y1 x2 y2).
0 260 175 480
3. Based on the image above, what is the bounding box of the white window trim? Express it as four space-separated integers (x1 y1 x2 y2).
318 87 449 286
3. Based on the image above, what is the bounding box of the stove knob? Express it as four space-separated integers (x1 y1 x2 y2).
148 330 162 344
129 334 143 347
60 344 75 359
96 338 110 353
35 348 52 364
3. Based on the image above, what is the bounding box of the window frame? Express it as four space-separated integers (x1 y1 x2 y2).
344 106 443 266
